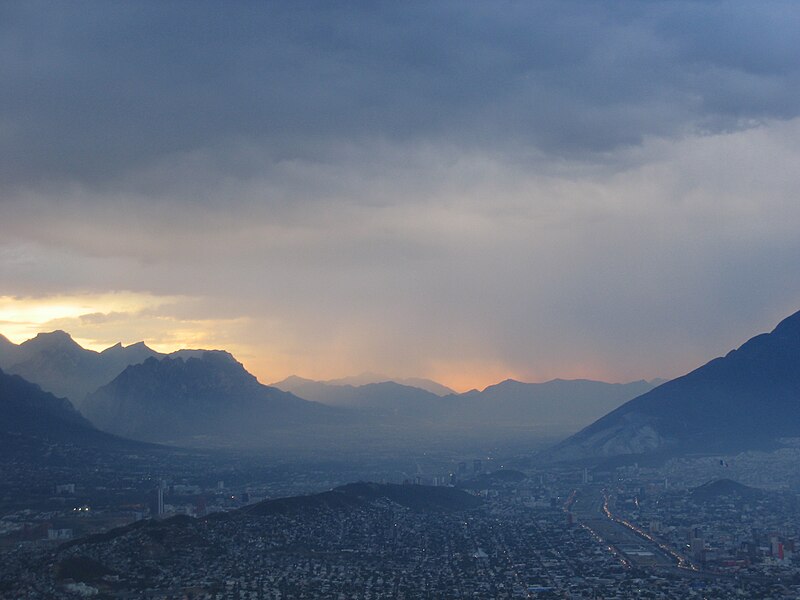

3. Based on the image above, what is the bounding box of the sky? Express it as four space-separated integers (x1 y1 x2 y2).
2 1 800 391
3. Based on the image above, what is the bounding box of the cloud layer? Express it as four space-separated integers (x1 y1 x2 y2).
2 2 800 389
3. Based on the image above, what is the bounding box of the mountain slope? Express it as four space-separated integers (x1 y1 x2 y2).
454 378 655 429
0 331 164 405
274 373 455 399
690 479 764 504
81 351 338 444
0 366 91 435
0 367 142 451
271 376 442 412
274 375 653 432
0 334 17 366
546 310 800 461
325 373 456 396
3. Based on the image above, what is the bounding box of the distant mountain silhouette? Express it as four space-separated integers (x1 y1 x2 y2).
274 373 455 397
396 377 456 396
452 378 656 430
81 351 338 445
0 334 17 366
546 310 800 462
274 375 653 432
0 331 163 405
272 376 442 413
0 367 140 450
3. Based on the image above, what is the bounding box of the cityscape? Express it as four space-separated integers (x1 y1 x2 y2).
4 448 800 598
3 2 800 598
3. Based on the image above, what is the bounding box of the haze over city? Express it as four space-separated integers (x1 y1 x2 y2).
3 2 800 391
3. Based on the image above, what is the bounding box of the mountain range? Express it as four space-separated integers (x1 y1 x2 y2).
1 330 657 449
10 306 800 460
272 376 444 411
0 331 164 405
295 373 456 396
273 374 656 432
81 351 338 445
545 309 800 462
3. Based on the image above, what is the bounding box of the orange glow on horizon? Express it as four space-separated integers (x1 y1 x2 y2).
0 294 650 394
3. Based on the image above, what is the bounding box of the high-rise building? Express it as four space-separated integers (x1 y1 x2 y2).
691 537 704 562
148 486 165 518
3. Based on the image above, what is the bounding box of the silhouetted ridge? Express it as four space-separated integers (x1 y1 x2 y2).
0 367 89 431
81 352 337 444
0 368 145 451
274 374 653 431
690 479 764 504
546 309 800 461
0 331 165 404
245 482 481 516
23 330 82 351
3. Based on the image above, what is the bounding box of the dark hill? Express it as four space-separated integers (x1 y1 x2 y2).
61 483 479 551
690 479 764 504
0 366 92 436
546 310 800 462
244 482 482 516
0 367 144 451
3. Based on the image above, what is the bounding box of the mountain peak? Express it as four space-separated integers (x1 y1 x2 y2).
100 340 160 359
168 348 237 364
81 349 332 444
38 330 71 340
546 308 800 462
21 330 84 352
3 331 168 403
35 329 73 341
272 374 315 387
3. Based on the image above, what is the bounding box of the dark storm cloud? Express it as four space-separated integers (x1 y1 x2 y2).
2 1 799 188
3 2 800 387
